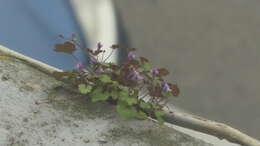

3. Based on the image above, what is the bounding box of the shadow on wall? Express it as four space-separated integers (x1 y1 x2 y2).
113 0 260 140
113 1 129 63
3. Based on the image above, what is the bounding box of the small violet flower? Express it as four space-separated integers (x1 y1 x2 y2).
150 68 159 76
162 81 172 92
75 62 85 71
128 69 143 81
90 57 97 64
95 67 104 74
128 51 136 60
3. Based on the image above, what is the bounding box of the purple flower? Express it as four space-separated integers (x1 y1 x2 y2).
90 57 97 64
75 62 85 71
128 51 136 60
150 68 159 76
128 69 143 81
95 67 104 73
97 42 103 50
162 81 172 92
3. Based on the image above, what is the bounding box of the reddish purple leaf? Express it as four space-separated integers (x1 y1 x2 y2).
127 48 136 52
168 83 180 96
140 57 149 62
111 44 120 49
54 41 76 54
158 68 170 76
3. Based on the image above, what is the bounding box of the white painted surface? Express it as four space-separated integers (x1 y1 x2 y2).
70 0 118 63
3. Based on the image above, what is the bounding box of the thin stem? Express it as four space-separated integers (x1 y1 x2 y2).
103 49 115 62
70 53 94 73
96 54 100 62
101 51 105 62
70 53 80 63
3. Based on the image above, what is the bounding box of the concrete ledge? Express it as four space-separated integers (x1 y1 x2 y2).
0 48 212 146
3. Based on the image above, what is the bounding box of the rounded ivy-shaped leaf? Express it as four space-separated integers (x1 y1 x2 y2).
155 110 166 124
90 87 110 102
116 103 138 120
78 84 93 94
98 74 112 83
140 102 152 109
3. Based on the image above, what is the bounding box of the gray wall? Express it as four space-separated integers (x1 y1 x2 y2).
114 0 260 139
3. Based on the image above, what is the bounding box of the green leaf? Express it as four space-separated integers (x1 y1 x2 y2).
137 68 145 72
155 110 165 124
121 97 138 105
140 102 152 109
118 86 129 100
143 62 152 71
90 87 109 102
116 102 138 120
155 110 165 117
119 90 129 98
112 81 119 86
154 77 161 84
78 84 93 94
131 90 139 98
136 111 148 119
162 92 172 98
118 85 128 91
109 91 119 100
98 74 112 83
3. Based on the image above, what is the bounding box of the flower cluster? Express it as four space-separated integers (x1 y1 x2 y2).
53 34 179 122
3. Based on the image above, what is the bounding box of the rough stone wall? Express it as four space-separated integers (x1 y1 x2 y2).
0 54 212 146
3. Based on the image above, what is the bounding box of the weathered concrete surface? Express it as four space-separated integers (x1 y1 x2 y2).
0 55 213 145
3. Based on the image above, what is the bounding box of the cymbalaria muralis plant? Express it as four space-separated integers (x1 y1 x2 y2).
52 34 180 123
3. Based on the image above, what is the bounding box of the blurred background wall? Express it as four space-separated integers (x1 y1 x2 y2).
113 0 260 139
0 0 259 144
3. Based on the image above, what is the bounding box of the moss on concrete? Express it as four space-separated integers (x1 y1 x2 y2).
0 53 213 146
